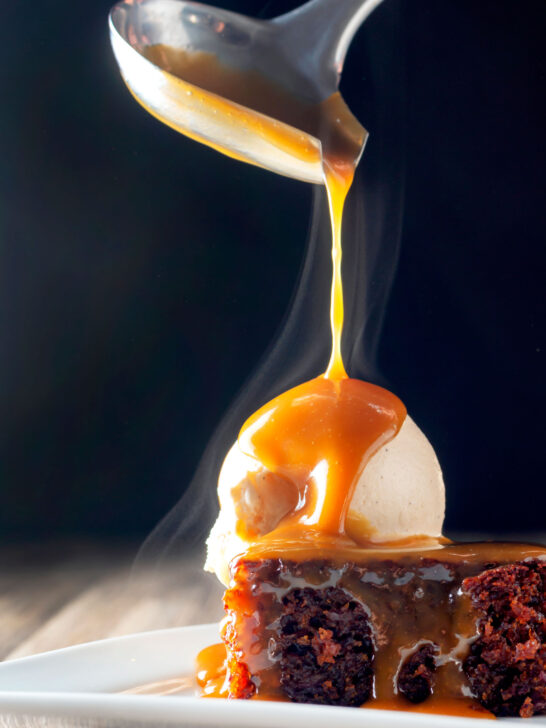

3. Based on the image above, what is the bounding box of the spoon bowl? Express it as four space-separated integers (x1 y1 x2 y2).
109 0 384 183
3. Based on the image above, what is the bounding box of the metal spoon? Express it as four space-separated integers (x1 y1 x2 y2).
109 0 384 183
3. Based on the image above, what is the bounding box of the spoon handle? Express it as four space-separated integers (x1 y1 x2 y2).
273 0 384 81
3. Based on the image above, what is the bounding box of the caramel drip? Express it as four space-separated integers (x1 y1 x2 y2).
323 167 349 380
138 47 393 545
195 642 229 698
141 45 363 386
239 378 406 536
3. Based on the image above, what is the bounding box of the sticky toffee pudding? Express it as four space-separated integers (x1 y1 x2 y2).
216 542 546 718
124 38 546 721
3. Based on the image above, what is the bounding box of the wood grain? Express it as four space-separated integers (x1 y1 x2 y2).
0 542 224 661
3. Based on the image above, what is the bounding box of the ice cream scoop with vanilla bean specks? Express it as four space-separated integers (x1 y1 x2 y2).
206 412 445 585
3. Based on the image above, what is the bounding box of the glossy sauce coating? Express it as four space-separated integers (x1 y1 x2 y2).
239 377 406 536
195 642 229 698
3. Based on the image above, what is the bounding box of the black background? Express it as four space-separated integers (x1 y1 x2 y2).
1 0 545 545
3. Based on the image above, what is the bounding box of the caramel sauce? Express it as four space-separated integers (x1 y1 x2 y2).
140 44 361 376
240 534 546 566
134 43 545 718
239 377 406 536
141 46 365 178
195 642 229 698
140 45 404 548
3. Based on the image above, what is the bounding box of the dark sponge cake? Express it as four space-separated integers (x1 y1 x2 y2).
277 586 374 706
220 543 546 718
397 643 437 704
463 561 546 717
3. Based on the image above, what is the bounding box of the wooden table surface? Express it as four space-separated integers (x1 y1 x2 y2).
0 541 224 662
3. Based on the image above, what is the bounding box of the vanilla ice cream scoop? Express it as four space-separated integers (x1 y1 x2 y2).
205 415 445 585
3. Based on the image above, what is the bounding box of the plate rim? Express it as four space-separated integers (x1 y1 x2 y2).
0 623 532 726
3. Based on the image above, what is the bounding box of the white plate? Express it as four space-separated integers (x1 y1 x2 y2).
0 623 543 727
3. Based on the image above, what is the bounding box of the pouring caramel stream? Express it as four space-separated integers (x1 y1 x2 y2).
141 46 362 378
140 45 403 545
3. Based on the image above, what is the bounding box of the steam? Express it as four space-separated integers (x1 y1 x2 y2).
135 0 405 568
